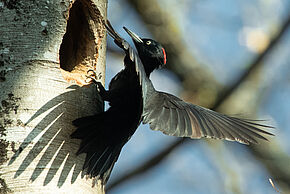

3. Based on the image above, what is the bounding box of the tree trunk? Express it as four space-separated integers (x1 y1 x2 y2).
0 0 107 193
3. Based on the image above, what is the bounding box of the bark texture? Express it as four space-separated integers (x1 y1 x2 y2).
0 0 107 193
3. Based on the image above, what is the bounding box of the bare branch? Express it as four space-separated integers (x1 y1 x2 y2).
212 15 290 110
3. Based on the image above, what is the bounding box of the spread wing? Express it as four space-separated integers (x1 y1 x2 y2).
105 20 274 144
142 91 274 144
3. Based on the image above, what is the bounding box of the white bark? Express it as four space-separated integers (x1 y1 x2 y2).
0 0 107 193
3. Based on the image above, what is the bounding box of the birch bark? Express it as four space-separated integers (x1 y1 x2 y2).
0 0 107 193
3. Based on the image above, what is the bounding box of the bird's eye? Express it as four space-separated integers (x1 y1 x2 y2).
146 41 151 45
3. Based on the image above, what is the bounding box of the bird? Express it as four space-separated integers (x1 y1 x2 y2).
71 20 274 185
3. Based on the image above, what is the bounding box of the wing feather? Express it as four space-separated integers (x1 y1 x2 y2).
206 111 256 144
203 115 225 139
178 109 189 137
168 108 178 136
142 91 273 144
187 106 206 137
182 108 192 137
154 107 167 131
209 111 269 142
198 110 219 138
207 115 237 142
211 114 251 144
161 107 171 131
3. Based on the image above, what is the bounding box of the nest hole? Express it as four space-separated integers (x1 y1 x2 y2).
59 0 96 73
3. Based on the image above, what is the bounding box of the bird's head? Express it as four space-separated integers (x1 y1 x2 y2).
123 27 166 76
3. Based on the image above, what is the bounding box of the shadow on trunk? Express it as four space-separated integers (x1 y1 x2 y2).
8 84 103 187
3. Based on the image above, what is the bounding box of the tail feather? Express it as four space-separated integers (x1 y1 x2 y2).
88 147 112 175
71 115 104 139
72 115 100 127
71 113 123 184
82 143 122 182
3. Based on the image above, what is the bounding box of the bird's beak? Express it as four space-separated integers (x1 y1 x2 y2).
123 27 143 43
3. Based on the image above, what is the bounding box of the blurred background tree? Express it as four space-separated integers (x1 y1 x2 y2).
104 0 290 193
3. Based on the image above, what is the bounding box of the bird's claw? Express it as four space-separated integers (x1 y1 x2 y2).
85 75 104 95
87 69 97 77
85 69 98 84
86 69 106 97
85 75 98 84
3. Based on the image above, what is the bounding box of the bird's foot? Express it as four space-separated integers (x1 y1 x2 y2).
85 69 107 99
85 69 98 84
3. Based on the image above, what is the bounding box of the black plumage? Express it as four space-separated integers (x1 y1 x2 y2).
71 20 274 184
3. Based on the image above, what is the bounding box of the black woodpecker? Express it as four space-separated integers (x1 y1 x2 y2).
71 20 274 184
